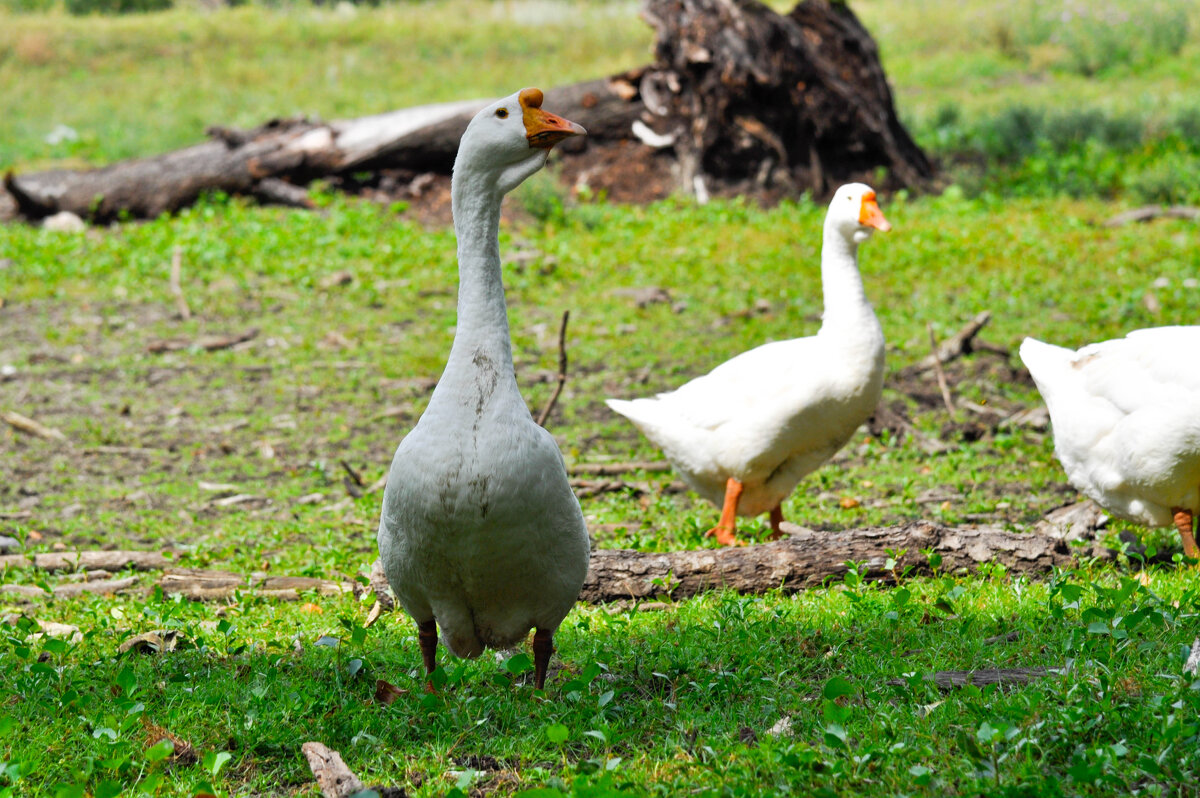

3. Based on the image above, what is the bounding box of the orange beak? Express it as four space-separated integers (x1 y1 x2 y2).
859 191 891 232
520 87 587 150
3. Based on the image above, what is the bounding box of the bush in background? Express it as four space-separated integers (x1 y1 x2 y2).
63 0 172 12
922 101 1200 203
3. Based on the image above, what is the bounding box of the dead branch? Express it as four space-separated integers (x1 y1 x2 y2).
901 311 992 376
0 550 171 572
1 409 67 441
1103 205 1200 228
570 478 688 499
1 576 140 601
146 328 259 354
340 459 366 498
536 310 570 428
569 461 672 476
887 667 1053 690
157 568 355 601
927 322 956 415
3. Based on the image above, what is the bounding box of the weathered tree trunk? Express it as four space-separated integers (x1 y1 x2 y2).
638 0 933 196
578 518 1109 603
1 79 641 223
1 1 932 224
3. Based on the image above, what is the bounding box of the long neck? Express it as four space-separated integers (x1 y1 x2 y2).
819 225 874 332
444 167 517 382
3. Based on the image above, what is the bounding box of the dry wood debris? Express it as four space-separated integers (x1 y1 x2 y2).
1 410 66 441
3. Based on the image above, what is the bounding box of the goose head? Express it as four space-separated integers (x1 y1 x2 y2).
826 183 891 244
455 87 587 196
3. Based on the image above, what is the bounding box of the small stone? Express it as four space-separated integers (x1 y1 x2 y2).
42 211 86 233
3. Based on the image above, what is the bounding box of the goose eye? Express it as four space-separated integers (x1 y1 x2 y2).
495 108 509 119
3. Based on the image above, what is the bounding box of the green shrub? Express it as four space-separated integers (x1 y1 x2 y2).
975 105 1045 161
0 0 58 11
1126 155 1200 205
1043 109 1142 152
1170 107 1200 146
64 0 171 14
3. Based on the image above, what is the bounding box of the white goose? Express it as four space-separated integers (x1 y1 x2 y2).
1020 327 1200 558
607 184 891 546
377 88 590 689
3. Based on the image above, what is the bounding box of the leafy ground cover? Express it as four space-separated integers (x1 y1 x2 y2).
2 0 1200 795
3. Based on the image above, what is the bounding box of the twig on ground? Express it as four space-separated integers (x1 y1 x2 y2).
168 245 191 320
535 310 570 428
146 328 258 354
570 478 688 499
927 322 956 416
903 311 992 376
340 460 365 498
569 461 672 476
1103 205 1200 228
1 409 66 441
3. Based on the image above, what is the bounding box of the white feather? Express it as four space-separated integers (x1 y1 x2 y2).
1020 327 1200 528
377 90 589 659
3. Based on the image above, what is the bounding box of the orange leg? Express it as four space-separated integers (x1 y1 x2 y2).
532 628 554 690
1172 508 1198 560
766 503 786 541
418 619 438 691
705 477 745 546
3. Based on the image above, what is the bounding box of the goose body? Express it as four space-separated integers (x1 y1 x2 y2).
607 184 891 545
377 89 590 687
1020 328 1200 555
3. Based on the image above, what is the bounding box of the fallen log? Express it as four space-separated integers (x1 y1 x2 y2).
887 667 1054 690
0 79 639 224
578 519 1110 603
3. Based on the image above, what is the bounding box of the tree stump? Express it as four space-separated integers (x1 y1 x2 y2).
639 0 933 197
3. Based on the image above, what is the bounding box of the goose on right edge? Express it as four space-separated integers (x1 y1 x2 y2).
1020 327 1200 558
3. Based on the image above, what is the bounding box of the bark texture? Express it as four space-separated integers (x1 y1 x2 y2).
578 519 1109 603
638 0 933 194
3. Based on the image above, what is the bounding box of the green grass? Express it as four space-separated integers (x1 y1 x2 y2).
4 569 1199 796
3 189 1198 797
3 0 1200 795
